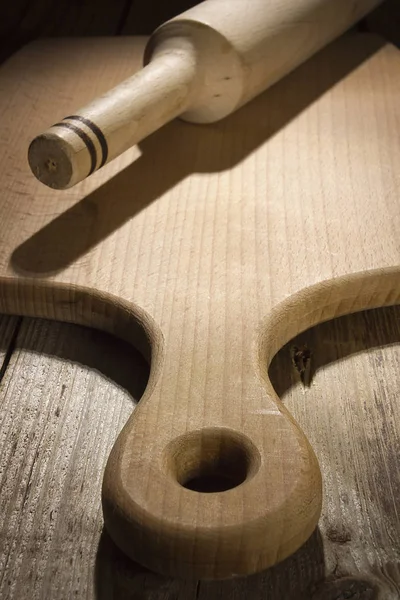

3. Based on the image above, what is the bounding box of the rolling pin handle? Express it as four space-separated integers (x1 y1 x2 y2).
28 41 198 189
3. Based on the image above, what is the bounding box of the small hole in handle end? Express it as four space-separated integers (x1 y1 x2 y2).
165 427 261 494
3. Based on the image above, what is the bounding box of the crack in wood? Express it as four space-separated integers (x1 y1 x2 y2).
0 316 22 383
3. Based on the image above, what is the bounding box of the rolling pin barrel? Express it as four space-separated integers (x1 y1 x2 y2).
29 0 383 189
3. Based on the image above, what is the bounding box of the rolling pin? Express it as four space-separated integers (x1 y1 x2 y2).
28 0 383 190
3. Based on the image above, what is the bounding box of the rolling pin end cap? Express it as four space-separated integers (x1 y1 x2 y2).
28 133 74 190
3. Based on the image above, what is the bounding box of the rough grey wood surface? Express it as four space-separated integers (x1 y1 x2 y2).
0 306 399 599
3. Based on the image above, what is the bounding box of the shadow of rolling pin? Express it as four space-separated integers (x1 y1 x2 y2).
28 0 383 190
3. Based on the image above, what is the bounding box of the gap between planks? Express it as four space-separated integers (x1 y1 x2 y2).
0 316 22 382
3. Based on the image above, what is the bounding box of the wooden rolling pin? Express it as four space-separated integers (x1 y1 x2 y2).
28 0 383 189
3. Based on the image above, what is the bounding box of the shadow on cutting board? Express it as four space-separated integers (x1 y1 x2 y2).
11 35 384 276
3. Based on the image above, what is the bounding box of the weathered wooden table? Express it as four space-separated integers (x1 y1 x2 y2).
1 308 399 598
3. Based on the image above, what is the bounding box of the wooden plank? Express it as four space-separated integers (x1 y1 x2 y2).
1 33 400 579
268 304 400 599
0 0 133 65
0 2 30 38
0 316 152 599
123 0 200 34
0 306 399 598
13 0 131 37
366 0 400 47
0 0 200 41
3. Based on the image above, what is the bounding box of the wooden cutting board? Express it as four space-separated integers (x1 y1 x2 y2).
0 33 399 580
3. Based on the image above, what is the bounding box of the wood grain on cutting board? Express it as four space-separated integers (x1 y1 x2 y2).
0 34 399 578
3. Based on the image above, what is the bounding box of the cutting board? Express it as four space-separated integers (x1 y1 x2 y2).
0 34 399 580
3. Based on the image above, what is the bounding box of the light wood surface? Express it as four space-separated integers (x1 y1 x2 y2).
1 307 399 598
28 0 383 189
1 33 400 579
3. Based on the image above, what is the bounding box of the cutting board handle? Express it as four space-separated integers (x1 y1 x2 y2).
102 381 321 580
99 269 400 579
0 269 400 578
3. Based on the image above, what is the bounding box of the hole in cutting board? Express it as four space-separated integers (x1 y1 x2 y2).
165 427 261 493
184 472 240 493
